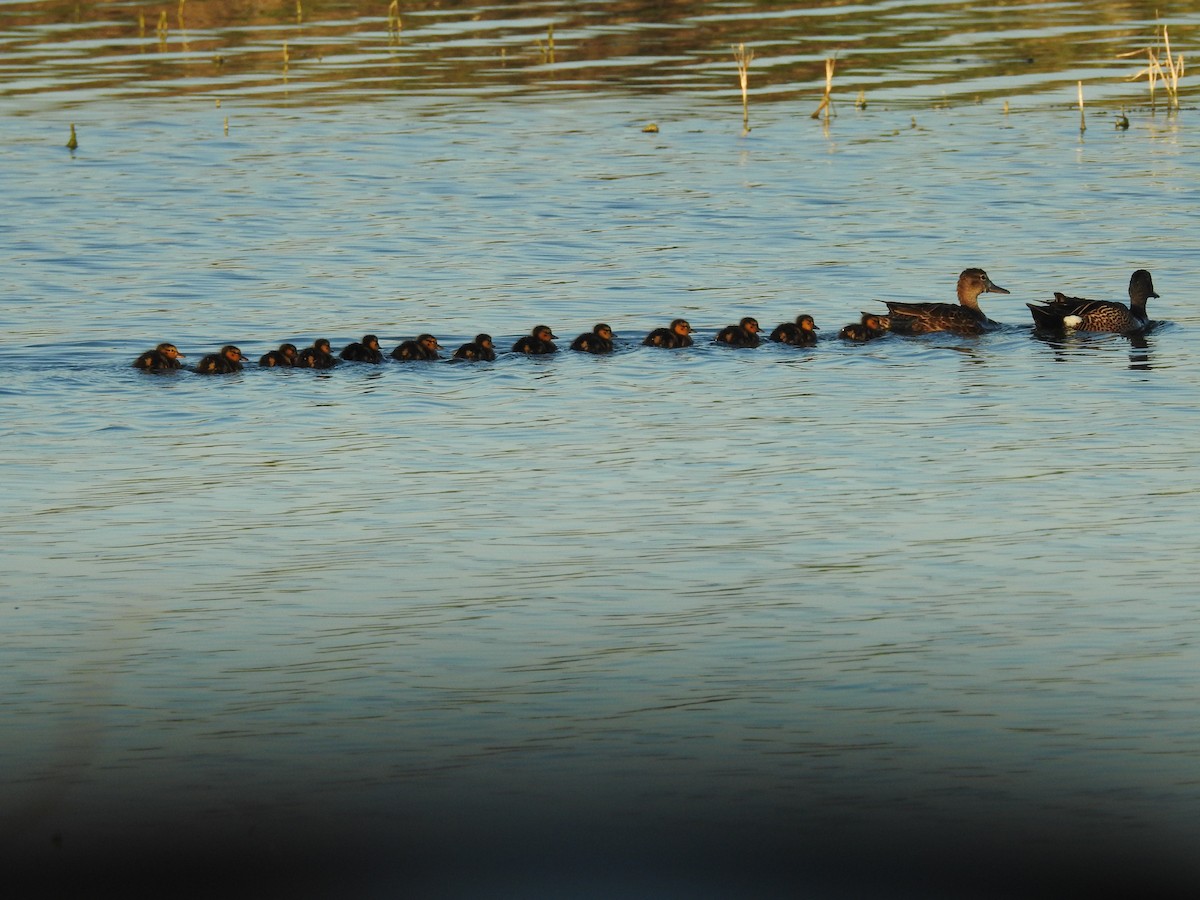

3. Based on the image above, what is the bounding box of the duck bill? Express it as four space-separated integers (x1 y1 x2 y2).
986 280 1010 295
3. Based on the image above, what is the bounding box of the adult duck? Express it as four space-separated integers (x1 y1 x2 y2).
341 334 384 363
452 334 496 361
133 342 185 371
259 343 298 367
512 325 558 355
715 317 761 348
392 334 443 361
570 323 615 354
769 314 818 347
885 268 1010 335
195 345 248 374
643 319 694 348
1027 269 1158 334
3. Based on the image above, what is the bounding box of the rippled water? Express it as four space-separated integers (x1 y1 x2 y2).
4 2 1200 897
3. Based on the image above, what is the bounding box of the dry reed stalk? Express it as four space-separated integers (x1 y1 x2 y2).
137 10 145 37
1077 80 1086 132
388 0 402 43
283 41 290 73
537 24 555 64
177 0 186 31
1120 25 1185 109
811 56 836 120
156 10 168 40
733 43 753 134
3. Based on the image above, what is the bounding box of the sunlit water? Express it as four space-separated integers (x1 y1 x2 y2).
4 2 1200 897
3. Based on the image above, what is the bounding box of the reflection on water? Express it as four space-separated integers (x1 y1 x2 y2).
4 1 1200 897
1 0 1197 107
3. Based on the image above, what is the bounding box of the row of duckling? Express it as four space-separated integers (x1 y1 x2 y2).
132 268 1160 373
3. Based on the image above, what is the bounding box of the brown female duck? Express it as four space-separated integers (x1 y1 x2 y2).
885 268 1010 335
1027 269 1158 334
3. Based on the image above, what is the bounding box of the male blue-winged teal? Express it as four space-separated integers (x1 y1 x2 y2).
570 323 615 354
1027 269 1158 334
392 334 443 361
839 312 890 342
769 314 819 346
341 334 384 363
259 343 298 367
452 333 496 361
195 345 248 374
512 325 558 355
296 338 338 369
133 342 185 371
885 269 1010 335
715 317 762 348
643 318 694 348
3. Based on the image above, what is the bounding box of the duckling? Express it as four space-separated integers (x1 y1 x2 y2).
452 333 497 362
643 318 695 349
512 325 558 355
570 323 615 354
715 317 761 348
392 334 444 361
885 268 1010 335
769 314 819 346
133 342 185 371
1027 269 1158 335
838 313 890 342
195 344 248 374
296 338 338 369
259 343 298 367
341 334 384 363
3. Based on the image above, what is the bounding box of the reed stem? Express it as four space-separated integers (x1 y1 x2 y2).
733 43 753 134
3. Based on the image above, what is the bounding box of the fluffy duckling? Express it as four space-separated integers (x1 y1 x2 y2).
392 334 444 361
838 313 890 342
341 334 384 363
259 343 298 367
133 342 185 371
570 323 615 354
296 338 338 369
195 345 248 374
512 325 558 355
769 314 819 347
452 333 497 362
715 317 762 348
643 319 694 348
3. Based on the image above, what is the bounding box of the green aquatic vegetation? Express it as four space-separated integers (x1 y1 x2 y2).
66 123 77 151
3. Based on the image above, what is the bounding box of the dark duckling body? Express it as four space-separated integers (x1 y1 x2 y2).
133 342 185 371
195 345 248 374
1027 269 1158 335
715 317 762 348
512 325 558 355
885 268 1010 335
570 323 615 354
259 343 298 367
392 334 444 361
643 319 695 349
453 334 497 362
296 339 338 369
769 314 818 347
839 313 890 342
341 334 384 363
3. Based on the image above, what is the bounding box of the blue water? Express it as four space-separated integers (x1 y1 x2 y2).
4 2 1200 896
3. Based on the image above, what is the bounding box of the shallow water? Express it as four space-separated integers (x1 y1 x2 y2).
4 1 1200 897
